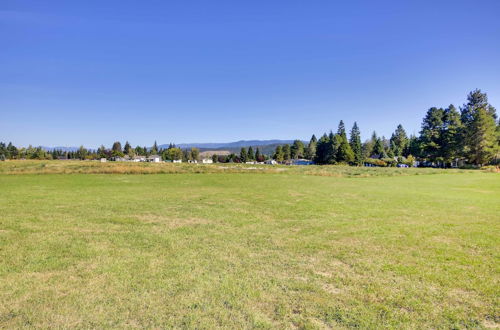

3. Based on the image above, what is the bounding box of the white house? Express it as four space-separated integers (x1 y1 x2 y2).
202 158 213 164
265 159 277 165
100 158 107 163
148 155 161 163
132 155 146 162
173 159 182 163
188 160 198 164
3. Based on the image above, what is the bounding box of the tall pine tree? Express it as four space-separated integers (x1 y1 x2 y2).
349 122 363 165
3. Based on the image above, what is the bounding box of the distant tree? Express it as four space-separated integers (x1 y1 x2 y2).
420 107 445 163
467 107 498 166
390 124 408 157
349 122 363 165
273 145 284 163
282 144 291 161
163 147 183 161
305 135 317 160
112 141 122 153
363 132 377 159
315 133 332 164
372 137 385 159
190 147 200 161
290 140 305 159
77 145 87 160
247 146 255 161
240 147 248 162
255 148 262 162
335 121 354 163
124 141 132 155
460 89 498 165
441 104 462 166
212 154 218 163
151 141 159 155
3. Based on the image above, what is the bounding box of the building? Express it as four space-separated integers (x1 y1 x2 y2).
173 159 182 163
202 158 213 164
100 158 107 163
132 156 146 162
148 155 161 163
265 159 277 165
291 159 313 165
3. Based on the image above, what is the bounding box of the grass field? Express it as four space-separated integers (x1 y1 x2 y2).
0 163 499 328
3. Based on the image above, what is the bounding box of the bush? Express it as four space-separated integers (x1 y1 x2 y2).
364 158 387 167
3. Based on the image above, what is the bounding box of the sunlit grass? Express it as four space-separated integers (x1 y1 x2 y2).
0 169 498 328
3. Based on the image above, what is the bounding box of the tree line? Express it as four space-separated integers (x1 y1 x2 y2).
270 89 499 167
1 89 499 167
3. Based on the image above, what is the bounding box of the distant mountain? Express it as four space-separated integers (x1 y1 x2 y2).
160 140 297 150
41 140 301 155
41 146 79 152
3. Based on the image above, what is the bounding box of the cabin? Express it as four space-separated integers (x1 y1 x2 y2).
132 156 146 162
148 155 161 163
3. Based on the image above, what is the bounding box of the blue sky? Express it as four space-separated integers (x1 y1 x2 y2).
1 0 499 148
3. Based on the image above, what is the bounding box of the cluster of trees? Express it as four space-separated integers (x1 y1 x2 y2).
2 90 498 167
271 89 499 167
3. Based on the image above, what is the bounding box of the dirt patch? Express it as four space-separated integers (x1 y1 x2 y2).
135 214 212 228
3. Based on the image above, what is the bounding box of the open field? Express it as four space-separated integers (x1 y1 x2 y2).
0 160 477 177
0 167 499 328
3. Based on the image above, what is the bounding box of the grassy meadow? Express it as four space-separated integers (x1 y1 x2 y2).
0 161 499 328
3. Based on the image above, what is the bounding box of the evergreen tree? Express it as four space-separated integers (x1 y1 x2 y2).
255 148 262 162
460 90 498 165
372 137 385 159
467 108 497 165
240 147 248 162
290 140 305 159
420 107 445 163
282 144 291 161
124 141 132 155
441 104 462 166
336 121 354 163
390 124 408 157
349 122 363 165
151 141 159 155
363 132 377 159
247 146 255 161
407 135 421 158
314 134 330 164
305 134 317 160
273 145 284 162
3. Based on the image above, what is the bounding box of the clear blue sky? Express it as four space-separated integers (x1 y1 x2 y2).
1 0 499 148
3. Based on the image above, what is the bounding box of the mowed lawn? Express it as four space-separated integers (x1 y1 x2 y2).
0 172 498 328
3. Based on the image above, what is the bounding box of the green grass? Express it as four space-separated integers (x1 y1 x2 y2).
0 169 499 328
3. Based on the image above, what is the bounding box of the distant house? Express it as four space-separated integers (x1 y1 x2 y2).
148 155 161 163
100 158 107 163
202 158 213 164
245 161 256 165
113 156 128 162
265 159 277 165
188 160 198 164
291 159 313 165
173 159 182 163
132 156 146 162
